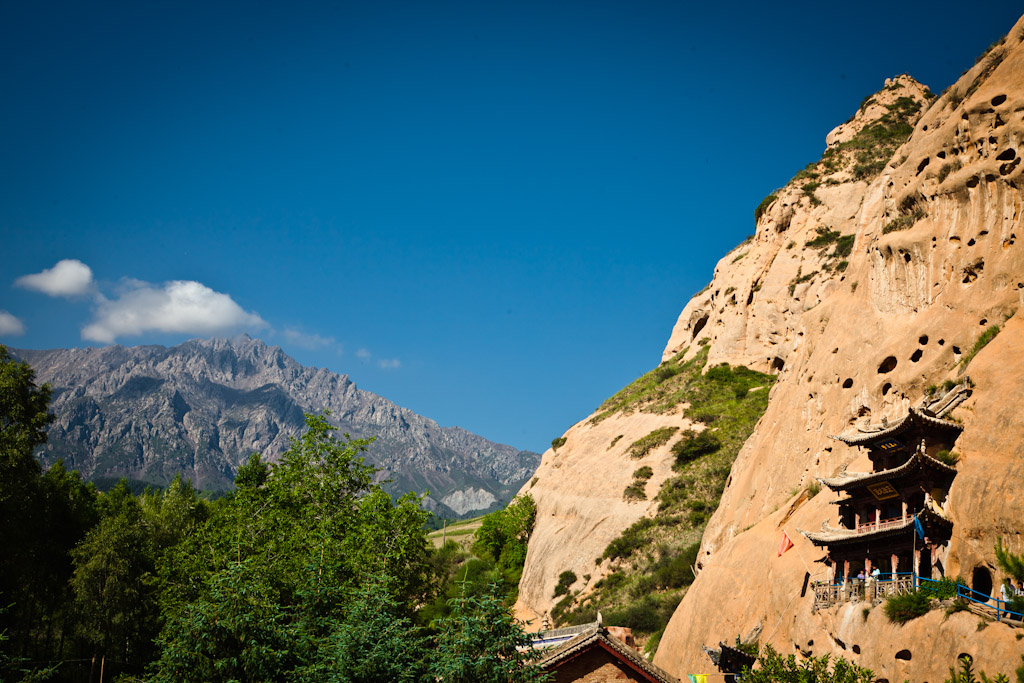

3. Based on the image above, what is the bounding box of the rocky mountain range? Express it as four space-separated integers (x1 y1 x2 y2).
516 12 1024 683
13 335 539 518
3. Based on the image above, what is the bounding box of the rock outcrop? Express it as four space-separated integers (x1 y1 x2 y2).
15 335 539 516
521 13 1024 682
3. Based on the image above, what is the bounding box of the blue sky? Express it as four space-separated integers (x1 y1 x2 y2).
2 1 1021 454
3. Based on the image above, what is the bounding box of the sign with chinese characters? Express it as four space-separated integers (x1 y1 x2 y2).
867 481 899 501
875 438 903 452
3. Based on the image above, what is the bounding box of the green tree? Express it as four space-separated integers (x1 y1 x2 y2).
742 645 874 683
429 583 550 683
150 413 433 682
70 481 159 671
315 578 428 683
471 493 537 598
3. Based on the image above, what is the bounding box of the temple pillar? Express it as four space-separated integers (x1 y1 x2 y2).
891 554 899 577
865 557 872 574
902 499 908 521
875 507 881 531
913 548 921 576
843 559 850 584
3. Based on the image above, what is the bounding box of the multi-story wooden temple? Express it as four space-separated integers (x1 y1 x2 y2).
800 384 969 591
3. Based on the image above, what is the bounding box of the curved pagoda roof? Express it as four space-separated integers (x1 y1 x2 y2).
799 505 951 547
829 407 962 447
817 451 957 492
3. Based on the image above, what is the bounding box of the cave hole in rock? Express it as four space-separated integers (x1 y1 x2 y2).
950 235 961 243
903 252 912 263
917 157 930 174
771 357 785 372
992 94 1007 106
980 318 988 326
953 345 961 356
895 649 912 661
910 349 922 363
937 150 945 158
938 338 945 346
923 125 928 131
835 637 847 650
882 382 892 396
852 645 861 655
973 566 993 597
966 176 980 188
989 136 998 146
842 378 853 389
878 356 898 373
980 230 988 236
832 347 839 354
919 335 929 345
858 406 871 417
986 173 996 182
996 148 1016 161
747 288 755 305
692 314 709 340
968 239 976 246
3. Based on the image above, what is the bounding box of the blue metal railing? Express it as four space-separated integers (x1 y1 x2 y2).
917 576 1024 622
811 573 1024 622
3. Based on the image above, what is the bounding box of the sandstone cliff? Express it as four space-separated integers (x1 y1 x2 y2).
521 13 1024 682
16 336 539 516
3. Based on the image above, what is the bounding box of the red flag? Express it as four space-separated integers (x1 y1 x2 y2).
778 531 794 557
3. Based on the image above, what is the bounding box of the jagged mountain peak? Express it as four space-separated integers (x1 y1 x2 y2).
14 337 539 517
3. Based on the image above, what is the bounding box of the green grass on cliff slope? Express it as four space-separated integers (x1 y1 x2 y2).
554 347 776 653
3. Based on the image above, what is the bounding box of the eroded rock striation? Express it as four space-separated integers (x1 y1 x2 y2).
521 13 1024 682
15 335 539 517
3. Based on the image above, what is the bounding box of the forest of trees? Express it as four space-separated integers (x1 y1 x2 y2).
0 345 548 683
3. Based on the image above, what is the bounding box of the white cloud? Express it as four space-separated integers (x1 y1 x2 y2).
0 311 26 337
15 259 95 297
81 279 267 343
283 327 339 352
356 348 371 360
377 358 401 369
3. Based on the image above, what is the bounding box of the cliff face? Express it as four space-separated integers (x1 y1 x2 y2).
15 336 539 516
522 13 1024 682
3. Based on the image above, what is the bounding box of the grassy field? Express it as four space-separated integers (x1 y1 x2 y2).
427 515 486 549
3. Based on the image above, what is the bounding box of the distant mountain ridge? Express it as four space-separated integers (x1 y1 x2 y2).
13 335 540 517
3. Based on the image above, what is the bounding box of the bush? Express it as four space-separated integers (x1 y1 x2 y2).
650 542 699 589
670 430 722 466
934 450 960 467
960 324 1000 369
594 572 627 591
551 437 567 450
623 483 647 501
833 234 855 258
755 194 777 223
882 208 926 234
805 227 840 249
602 518 656 561
884 590 932 624
628 427 679 459
632 466 654 481
553 570 577 598
921 576 965 600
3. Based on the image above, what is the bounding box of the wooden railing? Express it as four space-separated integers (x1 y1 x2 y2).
811 574 917 610
855 516 906 533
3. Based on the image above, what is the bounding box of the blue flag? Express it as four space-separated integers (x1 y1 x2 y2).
914 515 925 540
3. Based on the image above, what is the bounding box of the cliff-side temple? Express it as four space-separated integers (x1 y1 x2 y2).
801 385 968 608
